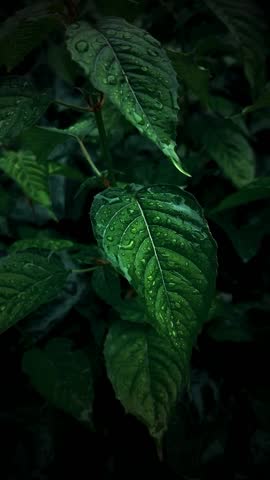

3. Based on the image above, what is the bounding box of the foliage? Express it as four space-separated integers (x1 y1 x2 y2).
0 0 269 477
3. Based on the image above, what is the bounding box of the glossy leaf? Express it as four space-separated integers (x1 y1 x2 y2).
66 18 188 175
91 185 217 352
0 77 51 141
0 150 54 216
22 338 94 425
0 252 68 333
0 2 64 70
105 321 184 440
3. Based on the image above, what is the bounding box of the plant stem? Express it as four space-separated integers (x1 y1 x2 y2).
71 266 99 274
76 137 102 177
93 108 115 183
54 99 89 113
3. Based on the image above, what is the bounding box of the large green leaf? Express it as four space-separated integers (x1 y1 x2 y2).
0 2 64 70
0 252 68 333
189 115 255 188
104 321 184 440
91 185 217 352
66 18 188 175
0 77 51 141
212 177 270 212
22 338 94 426
166 50 209 105
204 0 266 94
0 150 54 216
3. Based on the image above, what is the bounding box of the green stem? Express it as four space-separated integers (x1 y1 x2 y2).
54 99 89 113
76 137 102 177
72 266 99 274
94 108 115 183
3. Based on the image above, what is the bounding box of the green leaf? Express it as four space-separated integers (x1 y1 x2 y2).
48 162 85 181
0 150 54 216
91 185 217 352
207 299 256 342
204 0 266 94
91 266 121 306
0 2 64 70
242 83 270 114
9 238 75 254
211 207 270 262
66 18 189 176
66 100 129 143
0 252 68 333
21 126 71 163
166 50 209 105
212 177 270 212
115 297 149 324
189 115 255 188
104 321 184 440
0 77 51 141
22 338 94 426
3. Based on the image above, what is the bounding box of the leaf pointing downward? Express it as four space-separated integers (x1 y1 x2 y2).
66 18 188 176
91 185 217 353
105 321 184 441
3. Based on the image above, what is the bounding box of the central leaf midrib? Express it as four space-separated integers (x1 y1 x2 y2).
97 24 157 138
135 197 173 324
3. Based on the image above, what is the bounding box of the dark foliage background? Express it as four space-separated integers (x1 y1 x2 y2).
0 0 270 479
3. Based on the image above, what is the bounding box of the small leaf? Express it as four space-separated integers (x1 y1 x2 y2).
0 252 68 333
0 2 64 70
189 115 255 188
0 77 51 141
0 150 54 216
22 338 94 426
212 177 270 212
66 18 189 176
91 184 217 353
105 321 184 440
167 50 209 105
